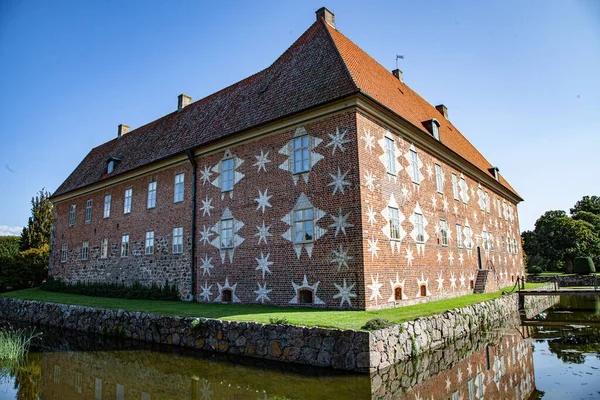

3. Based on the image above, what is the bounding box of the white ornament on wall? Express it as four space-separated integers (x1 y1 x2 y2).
200 255 215 276
199 281 213 302
366 205 377 226
254 282 272 304
368 274 383 305
199 225 213 246
378 132 403 182
361 128 376 154
409 202 429 256
255 221 272 245
404 144 424 186
363 170 376 192
405 245 415 266
281 193 327 258
200 166 213 185
401 184 411 202
211 150 245 199
278 127 323 185
367 236 380 260
255 251 274 279
209 208 245 263
325 127 351 155
333 279 356 307
388 273 407 302
425 163 434 180
448 251 455 266
215 277 240 303
200 196 214 217
449 272 457 291
436 271 445 291
254 188 273 214
253 150 271 173
289 275 324 305
331 244 353 271
459 273 466 288
380 193 406 254
329 208 354 237
416 273 431 297
328 167 351 195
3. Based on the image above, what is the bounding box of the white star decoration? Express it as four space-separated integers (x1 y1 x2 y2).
200 255 214 276
254 282 271 304
254 188 273 214
255 221 272 245
325 127 350 155
367 236 380 260
361 128 376 153
331 245 352 271
333 279 356 307
459 273 466 288
328 167 351 195
425 163 434 180
200 281 212 301
253 150 271 173
255 251 273 279
200 196 214 217
431 195 438 211
437 251 443 264
368 274 383 304
216 277 240 303
289 275 324 305
448 251 454 265
200 165 213 185
401 184 411 201
199 225 212 246
330 208 353 236
449 272 457 290
436 271 445 291
442 197 449 212
405 246 415 266
364 170 376 192
366 206 377 225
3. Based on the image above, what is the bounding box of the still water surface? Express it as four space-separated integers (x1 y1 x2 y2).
1 295 599 400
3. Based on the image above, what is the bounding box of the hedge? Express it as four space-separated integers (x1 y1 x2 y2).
574 257 596 275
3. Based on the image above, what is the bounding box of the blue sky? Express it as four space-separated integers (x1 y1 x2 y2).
0 0 598 235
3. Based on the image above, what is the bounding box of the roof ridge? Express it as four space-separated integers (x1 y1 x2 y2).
320 19 360 92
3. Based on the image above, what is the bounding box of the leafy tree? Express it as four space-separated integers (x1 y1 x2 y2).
0 236 20 259
571 195 600 217
20 189 53 251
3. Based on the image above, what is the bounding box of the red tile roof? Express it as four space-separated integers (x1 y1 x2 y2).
53 18 520 200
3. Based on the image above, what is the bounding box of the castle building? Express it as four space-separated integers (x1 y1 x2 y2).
49 8 524 310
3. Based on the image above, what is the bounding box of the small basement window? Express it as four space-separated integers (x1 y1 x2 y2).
222 289 232 303
470 280 474 289
394 287 402 301
299 289 313 304
420 285 427 297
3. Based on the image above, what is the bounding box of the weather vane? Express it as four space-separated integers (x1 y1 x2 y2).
396 54 405 70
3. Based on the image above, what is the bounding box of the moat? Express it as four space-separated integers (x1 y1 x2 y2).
1 295 599 400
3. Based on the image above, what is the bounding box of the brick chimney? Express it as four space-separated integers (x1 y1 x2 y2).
435 104 448 120
316 7 335 28
392 69 403 82
178 94 192 111
118 124 130 139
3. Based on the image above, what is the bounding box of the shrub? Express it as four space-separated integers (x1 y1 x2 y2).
0 236 20 259
528 266 543 275
362 318 392 331
573 257 596 275
40 276 180 301
269 317 289 325
0 244 49 292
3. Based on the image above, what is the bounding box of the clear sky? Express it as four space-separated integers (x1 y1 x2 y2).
0 0 598 236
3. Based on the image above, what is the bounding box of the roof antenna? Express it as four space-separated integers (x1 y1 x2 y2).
395 54 405 70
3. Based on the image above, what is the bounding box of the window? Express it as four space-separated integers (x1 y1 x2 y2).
221 158 234 192
508 237 513 254
435 164 443 193
104 195 111 218
482 231 488 251
465 226 473 249
414 212 424 242
485 191 490 213
299 289 313 304
82 241 89 260
220 219 233 249
394 287 402 301
293 135 309 173
432 122 440 140
121 234 129 257
174 173 184 203
69 205 76 226
173 227 183 254
489 232 495 251
147 181 156 209
101 238 108 259
385 137 396 174
440 220 448 246
420 285 427 297
410 150 419 183
145 231 154 255
513 238 518 254
61 244 67 262
501 236 506 253
389 207 401 240
124 189 132 214
456 224 463 248
497 198 502 217
452 173 459 200
294 208 314 242
221 289 232 302
116 384 124 400
76 372 82 394
478 187 484 210
460 177 468 203
85 200 92 223
95 378 102 400
107 160 114 174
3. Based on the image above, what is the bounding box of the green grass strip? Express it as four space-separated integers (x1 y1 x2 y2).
1 284 547 331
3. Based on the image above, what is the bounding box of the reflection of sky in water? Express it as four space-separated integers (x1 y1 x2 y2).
533 340 600 400
0 382 18 400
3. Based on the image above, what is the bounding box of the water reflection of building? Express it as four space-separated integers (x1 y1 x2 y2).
372 327 536 400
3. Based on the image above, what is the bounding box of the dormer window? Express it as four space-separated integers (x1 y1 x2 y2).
107 160 115 174
488 166 500 181
432 121 440 140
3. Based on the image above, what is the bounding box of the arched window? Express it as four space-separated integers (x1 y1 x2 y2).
394 287 402 301
420 285 427 297
222 289 232 303
470 280 474 289
299 289 313 304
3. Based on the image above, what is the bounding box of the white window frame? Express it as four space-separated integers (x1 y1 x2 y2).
410 149 419 183
220 219 234 249
489 232 495 251
497 198 502 218
121 234 129 257
145 231 154 255
61 244 68 262
69 205 76 226
513 238 518 254
414 212 424 243
147 181 157 209
478 187 485 210
85 199 92 223
485 191 490 213
385 137 396 175
104 195 111 218
465 226 473 249
173 227 183 254
221 158 234 192
452 173 459 200
293 135 310 174
81 241 89 260
294 208 314 243
440 220 448 246
124 188 132 214
460 178 468 204
482 231 488 251
502 236 506 253
432 122 440 140
174 173 184 203
389 206 401 240
456 224 463 248
435 164 443 193
101 238 108 259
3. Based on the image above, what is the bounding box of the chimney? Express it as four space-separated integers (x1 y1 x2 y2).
178 94 192 111
117 124 130 139
392 69 403 82
316 7 335 28
435 104 448 120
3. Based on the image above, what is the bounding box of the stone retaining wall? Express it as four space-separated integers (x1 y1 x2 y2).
527 274 599 286
0 286 557 373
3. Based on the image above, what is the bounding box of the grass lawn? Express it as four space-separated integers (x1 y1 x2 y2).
1 283 547 331
528 272 600 277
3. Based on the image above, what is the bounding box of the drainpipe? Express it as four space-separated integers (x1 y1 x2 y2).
185 149 197 301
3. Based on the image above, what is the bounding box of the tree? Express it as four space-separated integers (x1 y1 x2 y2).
0 236 20 259
571 195 600 217
20 189 53 251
